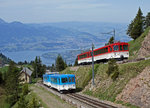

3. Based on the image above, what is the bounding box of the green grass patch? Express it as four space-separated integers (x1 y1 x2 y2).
62 64 99 90
30 84 66 104
12 87 47 108
116 100 140 108
128 27 150 59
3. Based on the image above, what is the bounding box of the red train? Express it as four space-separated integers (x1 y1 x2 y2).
77 42 129 65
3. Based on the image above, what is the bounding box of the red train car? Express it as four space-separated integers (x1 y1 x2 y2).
77 42 129 64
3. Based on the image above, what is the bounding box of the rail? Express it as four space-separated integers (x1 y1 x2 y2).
37 82 117 108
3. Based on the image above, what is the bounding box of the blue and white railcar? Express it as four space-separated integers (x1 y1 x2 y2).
51 74 76 91
43 74 76 91
43 74 51 86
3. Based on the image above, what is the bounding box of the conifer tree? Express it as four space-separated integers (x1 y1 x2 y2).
127 7 144 40
32 56 46 78
108 36 114 44
55 54 66 71
0 71 3 84
145 12 150 28
5 61 20 106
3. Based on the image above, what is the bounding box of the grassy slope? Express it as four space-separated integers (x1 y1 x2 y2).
62 59 150 108
86 59 150 101
62 64 99 91
129 27 150 59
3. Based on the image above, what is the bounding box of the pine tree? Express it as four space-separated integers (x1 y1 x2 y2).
127 7 144 40
32 56 46 78
55 54 66 71
5 61 20 106
108 36 114 44
0 71 3 84
145 12 150 29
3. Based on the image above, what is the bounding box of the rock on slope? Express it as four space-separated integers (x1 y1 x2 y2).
116 66 150 108
138 30 150 58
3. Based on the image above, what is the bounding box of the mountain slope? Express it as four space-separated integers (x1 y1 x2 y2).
0 18 103 51
128 27 150 59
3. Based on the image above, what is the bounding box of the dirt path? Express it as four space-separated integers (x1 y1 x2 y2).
30 85 75 108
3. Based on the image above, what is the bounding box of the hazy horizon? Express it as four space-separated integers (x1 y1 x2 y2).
0 0 150 23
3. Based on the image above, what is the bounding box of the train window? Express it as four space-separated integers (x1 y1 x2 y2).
113 45 119 51
106 48 108 53
109 46 112 51
72 77 75 82
79 54 87 59
94 49 101 55
51 78 53 82
58 78 60 83
120 45 123 51
123 45 128 50
62 78 68 83
69 77 72 82
54 78 57 83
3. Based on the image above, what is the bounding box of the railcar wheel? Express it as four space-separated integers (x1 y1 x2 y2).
59 91 63 94
120 55 124 61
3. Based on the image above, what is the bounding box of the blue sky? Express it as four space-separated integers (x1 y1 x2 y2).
0 0 149 23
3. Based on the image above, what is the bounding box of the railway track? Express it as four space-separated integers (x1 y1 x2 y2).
37 82 117 108
66 93 117 108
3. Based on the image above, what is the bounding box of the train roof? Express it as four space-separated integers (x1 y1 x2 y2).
43 74 75 77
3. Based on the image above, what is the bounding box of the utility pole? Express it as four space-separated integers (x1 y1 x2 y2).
92 43 95 86
36 65 38 78
113 29 115 42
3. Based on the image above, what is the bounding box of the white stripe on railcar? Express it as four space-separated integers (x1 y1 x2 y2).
78 51 129 64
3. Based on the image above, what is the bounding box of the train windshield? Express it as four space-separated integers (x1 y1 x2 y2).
72 77 75 82
69 77 72 82
62 78 68 83
113 45 119 51
123 45 128 50
68 77 75 82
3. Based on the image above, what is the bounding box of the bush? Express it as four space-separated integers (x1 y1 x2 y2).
28 96 40 108
111 66 119 81
22 84 29 96
106 59 119 81
106 59 116 76
17 95 28 108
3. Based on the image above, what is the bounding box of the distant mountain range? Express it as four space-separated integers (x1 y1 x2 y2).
0 18 107 52
0 18 131 52
0 18 131 64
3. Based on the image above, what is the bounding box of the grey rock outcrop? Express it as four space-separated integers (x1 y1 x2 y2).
138 30 150 58
116 66 150 108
